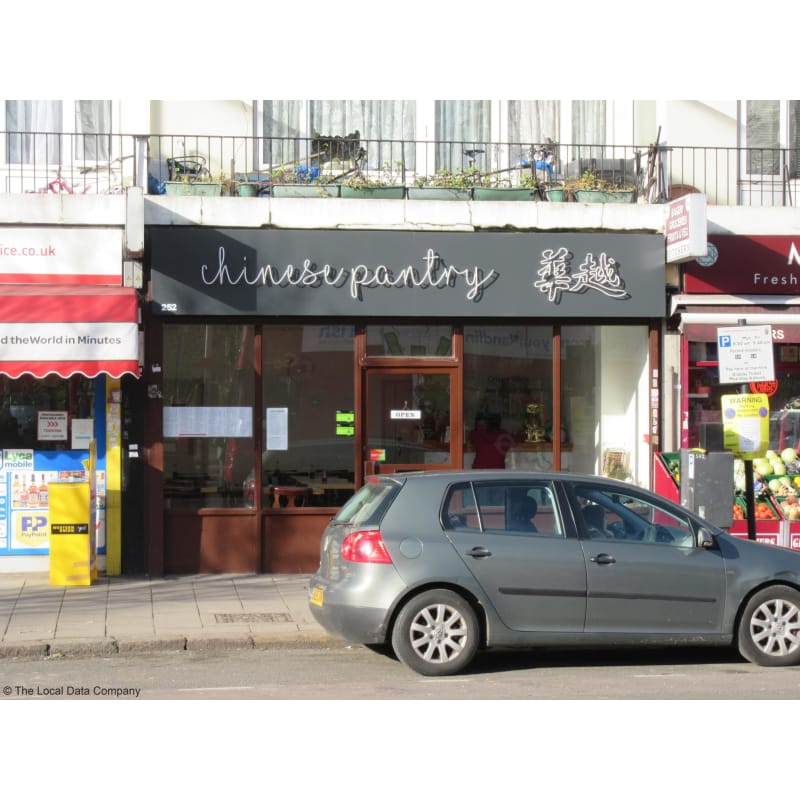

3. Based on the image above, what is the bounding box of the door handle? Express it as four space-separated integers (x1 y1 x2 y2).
590 553 616 565
467 546 492 559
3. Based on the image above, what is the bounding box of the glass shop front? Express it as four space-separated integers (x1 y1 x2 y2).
144 228 665 574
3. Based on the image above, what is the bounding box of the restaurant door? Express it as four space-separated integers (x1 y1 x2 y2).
362 366 462 479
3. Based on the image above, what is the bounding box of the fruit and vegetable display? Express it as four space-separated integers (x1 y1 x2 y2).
737 448 800 520
660 449 796 523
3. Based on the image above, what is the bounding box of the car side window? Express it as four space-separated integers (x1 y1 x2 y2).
574 485 694 547
476 481 563 537
442 483 481 531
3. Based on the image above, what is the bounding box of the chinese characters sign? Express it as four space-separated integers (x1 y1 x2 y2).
535 247 629 304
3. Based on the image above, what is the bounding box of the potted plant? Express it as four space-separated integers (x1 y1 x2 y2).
163 156 224 196
236 177 264 197
566 169 636 203
472 171 539 202
407 167 478 200
340 161 406 199
269 163 340 198
543 182 568 202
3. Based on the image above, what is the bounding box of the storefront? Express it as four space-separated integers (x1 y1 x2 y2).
145 227 665 574
0 273 140 572
667 233 800 548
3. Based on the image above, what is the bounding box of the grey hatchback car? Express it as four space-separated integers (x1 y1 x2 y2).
308 470 800 676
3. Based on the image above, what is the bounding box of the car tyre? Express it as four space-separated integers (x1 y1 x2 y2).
391 589 479 677
737 585 800 667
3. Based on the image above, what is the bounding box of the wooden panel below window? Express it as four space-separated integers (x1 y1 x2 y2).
262 510 330 573
164 512 259 574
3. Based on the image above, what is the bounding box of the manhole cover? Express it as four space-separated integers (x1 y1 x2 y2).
215 612 292 624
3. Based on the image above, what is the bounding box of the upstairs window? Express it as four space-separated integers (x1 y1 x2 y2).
745 100 800 177
5 100 111 164
260 100 416 172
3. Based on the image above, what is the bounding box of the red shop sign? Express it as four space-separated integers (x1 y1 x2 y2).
684 235 800 294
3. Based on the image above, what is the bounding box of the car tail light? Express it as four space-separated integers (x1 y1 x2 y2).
341 530 393 564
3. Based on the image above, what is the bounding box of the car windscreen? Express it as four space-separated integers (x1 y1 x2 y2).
333 478 402 528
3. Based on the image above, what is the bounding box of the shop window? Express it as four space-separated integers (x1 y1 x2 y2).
562 325 650 485
463 325 555 470
0 375 94 451
687 336 800 454
262 324 356 508
161 324 255 509
366 325 452 357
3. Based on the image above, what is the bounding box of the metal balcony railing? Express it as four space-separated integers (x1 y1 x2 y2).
1 130 799 207
0 131 144 195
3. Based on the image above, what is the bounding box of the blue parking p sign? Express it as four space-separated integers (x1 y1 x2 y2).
716 325 774 384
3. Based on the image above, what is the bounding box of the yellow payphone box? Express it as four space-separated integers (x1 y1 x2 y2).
49 442 96 586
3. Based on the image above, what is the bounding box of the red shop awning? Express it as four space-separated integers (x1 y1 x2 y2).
0 285 140 379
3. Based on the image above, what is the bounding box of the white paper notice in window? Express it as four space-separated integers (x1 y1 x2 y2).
163 407 253 438
266 407 289 451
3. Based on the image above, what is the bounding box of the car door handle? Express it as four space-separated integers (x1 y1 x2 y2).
590 553 616 565
466 546 492 559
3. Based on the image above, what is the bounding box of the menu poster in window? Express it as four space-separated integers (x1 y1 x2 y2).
266 407 288 451
163 407 253 438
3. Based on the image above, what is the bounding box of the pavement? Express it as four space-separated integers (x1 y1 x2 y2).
0 572 333 660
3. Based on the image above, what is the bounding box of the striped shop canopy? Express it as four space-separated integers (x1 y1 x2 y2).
0 285 139 379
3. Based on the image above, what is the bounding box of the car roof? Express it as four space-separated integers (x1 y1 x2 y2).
376 470 624 487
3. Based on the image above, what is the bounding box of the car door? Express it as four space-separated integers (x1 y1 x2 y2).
442 479 587 633
571 482 727 635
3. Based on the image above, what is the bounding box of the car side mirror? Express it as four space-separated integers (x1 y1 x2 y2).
697 527 715 549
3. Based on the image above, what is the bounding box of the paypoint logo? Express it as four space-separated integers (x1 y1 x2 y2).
14 513 49 548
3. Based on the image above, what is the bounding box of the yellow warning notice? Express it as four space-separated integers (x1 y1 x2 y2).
722 393 770 459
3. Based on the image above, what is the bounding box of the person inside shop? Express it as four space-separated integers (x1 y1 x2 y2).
470 412 517 469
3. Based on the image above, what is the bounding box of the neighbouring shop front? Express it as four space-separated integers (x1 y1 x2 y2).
146 227 665 574
666 233 800 549
0 225 140 572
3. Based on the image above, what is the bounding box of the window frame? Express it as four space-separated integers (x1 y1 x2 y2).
3 100 114 167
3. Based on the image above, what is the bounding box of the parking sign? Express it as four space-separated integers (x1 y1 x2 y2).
716 325 774 384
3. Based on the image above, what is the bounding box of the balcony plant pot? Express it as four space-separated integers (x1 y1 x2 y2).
340 185 406 199
472 187 538 201
271 184 340 198
407 187 472 201
574 189 635 203
164 181 223 197
545 187 567 202
603 190 636 203
236 182 261 197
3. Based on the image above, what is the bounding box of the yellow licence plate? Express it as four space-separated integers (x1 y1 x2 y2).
310 587 324 607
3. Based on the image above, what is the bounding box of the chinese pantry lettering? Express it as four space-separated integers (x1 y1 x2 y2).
535 247 630 304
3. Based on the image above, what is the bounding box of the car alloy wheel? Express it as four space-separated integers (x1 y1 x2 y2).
738 586 800 667
391 589 479 677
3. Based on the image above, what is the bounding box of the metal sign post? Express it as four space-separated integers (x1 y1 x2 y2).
717 322 775 540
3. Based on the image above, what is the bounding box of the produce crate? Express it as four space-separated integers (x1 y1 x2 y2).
730 494 782 537
654 452 679 503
